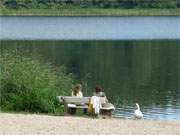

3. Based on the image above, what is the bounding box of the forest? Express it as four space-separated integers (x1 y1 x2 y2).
1 0 180 9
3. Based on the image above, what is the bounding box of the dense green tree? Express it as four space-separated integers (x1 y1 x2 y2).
1 0 179 9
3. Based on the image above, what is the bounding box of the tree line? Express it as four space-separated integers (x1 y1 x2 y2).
1 0 180 9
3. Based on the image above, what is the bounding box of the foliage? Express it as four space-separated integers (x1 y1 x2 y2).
1 0 179 9
1 7 180 16
0 50 75 114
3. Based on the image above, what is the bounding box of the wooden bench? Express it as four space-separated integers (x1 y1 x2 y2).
57 96 90 114
57 96 115 116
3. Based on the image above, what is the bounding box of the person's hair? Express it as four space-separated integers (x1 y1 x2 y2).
95 85 102 93
73 84 82 96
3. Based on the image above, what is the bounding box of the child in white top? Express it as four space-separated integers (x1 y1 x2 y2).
70 84 85 114
72 84 83 97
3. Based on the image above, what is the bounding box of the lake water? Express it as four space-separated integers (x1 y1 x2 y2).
1 40 180 121
0 16 180 40
1 16 180 120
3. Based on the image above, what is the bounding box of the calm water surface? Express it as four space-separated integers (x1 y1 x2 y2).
1 40 180 121
0 16 180 40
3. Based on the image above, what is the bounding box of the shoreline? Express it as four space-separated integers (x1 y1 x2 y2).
0 113 179 135
1 8 180 16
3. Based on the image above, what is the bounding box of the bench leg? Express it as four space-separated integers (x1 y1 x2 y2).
107 111 112 118
64 103 69 115
101 110 112 118
64 104 77 115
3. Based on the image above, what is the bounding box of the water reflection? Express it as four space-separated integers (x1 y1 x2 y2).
1 40 180 120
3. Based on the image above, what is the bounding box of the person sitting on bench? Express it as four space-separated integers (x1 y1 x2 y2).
70 84 87 114
70 84 82 114
93 85 108 102
93 85 115 117
72 84 83 97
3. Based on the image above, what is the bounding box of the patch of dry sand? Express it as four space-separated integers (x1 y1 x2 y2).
0 113 180 135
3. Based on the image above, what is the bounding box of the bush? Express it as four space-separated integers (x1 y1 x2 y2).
0 50 75 114
1 0 179 9
3 0 18 9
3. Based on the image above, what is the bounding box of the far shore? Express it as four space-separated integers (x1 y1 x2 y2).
1 8 180 16
0 113 180 135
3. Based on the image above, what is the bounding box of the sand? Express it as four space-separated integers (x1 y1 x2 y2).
0 113 180 135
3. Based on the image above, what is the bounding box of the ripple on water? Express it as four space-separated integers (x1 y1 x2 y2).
113 104 180 121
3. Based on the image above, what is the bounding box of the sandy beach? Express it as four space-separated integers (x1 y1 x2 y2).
0 113 180 135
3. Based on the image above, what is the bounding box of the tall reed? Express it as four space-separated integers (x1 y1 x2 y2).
0 50 76 114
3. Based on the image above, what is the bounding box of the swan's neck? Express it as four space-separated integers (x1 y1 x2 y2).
136 104 140 110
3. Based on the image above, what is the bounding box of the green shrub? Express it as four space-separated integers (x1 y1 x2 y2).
0 50 75 114
1 0 179 9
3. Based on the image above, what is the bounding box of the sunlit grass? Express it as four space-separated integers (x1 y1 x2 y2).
1 7 180 16
0 50 75 114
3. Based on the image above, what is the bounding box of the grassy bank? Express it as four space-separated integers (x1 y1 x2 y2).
1 7 180 16
0 50 78 115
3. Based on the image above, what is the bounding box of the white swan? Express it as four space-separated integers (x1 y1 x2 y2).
134 103 143 119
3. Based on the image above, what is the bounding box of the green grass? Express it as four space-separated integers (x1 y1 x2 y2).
1 7 180 16
0 50 76 114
